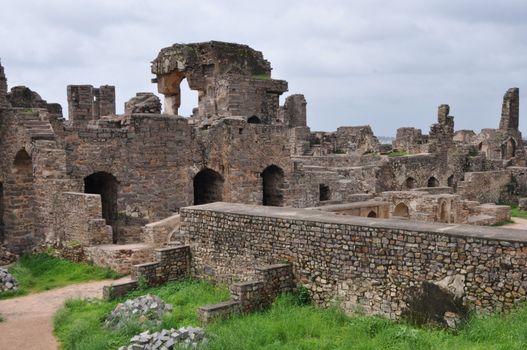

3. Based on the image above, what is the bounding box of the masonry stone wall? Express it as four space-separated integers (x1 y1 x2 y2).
55 192 112 245
180 203 527 318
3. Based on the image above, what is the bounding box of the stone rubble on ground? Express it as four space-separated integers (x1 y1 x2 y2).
0 268 17 292
105 294 172 329
0 245 18 266
118 327 207 350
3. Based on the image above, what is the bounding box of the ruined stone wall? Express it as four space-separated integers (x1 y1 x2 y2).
67 85 116 125
63 115 295 242
181 203 527 317
55 192 112 245
458 171 512 204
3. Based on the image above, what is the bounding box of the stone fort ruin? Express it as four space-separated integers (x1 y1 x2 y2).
1 41 527 323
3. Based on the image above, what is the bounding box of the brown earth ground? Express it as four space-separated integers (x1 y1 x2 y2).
503 217 527 230
0 277 129 350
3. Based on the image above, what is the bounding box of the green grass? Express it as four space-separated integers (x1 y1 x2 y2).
0 253 120 299
511 205 527 219
54 279 230 350
54 281 527 350
388 150 409 157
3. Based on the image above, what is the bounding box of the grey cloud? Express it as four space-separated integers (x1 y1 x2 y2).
1 0 526 136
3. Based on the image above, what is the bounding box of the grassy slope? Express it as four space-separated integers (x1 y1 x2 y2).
0 253 120 299
54 280 230 350
54 281 527 350
511 205 527 219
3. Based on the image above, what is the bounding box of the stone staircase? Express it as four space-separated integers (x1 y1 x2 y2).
17 111 55 141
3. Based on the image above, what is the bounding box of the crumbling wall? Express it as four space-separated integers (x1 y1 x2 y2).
67 85 115 125
180 203 527 317
55 192 112 245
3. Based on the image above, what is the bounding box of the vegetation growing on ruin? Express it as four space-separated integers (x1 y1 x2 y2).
54 280 527 350
54 279 230 349
0 253 120 299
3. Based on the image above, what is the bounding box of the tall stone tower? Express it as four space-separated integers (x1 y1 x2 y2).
499 88 519 131
0 59 8 108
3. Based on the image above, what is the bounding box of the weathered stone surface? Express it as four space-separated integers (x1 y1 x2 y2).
118 327 206 350
124 93 161 115
0 267 17 292
105 294 172 330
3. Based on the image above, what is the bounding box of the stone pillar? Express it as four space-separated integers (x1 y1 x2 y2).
499 88 519 131
67 85 94 124
283 94 307 127
98 85 116 116
437 104 450 125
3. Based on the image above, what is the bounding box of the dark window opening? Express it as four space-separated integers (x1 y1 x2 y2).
84 172 119 243
247 116 262 124
319 184 331 201
194 168 224 205
367 211 377 218
427 176 439 187
405 177 416 189
262 165 285 206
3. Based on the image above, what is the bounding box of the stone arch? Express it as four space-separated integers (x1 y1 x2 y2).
405 177 416 189
367 211 377 218
193 168 224 205
427 176 439 187
261 165 285 206
84 172 119 242
247 115 262 124
319 184 331 201
393 202 410 218
4 149 35 252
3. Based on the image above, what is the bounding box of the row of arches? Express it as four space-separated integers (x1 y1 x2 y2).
404 175 456 189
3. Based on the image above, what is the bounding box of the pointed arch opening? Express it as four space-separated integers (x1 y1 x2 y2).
427 176 439 187
367 211 377 218
193 168 224 205
261 165 285 206
393 202 410 218
84 172 119 242
405 177 416 189
247 116 262 124
502 138 516 160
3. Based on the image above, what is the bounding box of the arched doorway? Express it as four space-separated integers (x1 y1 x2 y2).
5 149 35 252
405 177 416 189
193 168 224 205
262 165 284 206
393 203 410 218
367 211 377 218
427 176 439 187
247 116 262 124
84 172 119 242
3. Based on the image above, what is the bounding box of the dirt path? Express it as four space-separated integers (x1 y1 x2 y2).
0 277 129 350
503 217 527 230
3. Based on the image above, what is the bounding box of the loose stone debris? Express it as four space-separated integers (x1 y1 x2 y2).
118 327 207 350
105 294 172 329
0 268 17 292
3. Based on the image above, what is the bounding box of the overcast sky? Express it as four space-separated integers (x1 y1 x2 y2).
1 0 526 136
